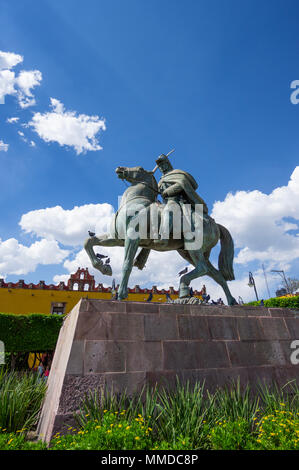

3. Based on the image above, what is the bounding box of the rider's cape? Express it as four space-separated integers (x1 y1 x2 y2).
158 169 209 214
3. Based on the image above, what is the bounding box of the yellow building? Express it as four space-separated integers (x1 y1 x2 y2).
0 267 203 315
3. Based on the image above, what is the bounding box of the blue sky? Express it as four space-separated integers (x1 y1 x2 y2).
0 0 298 302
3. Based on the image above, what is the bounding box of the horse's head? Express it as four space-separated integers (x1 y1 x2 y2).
115 166 158 193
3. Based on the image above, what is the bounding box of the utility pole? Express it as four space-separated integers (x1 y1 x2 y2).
262 264 271 298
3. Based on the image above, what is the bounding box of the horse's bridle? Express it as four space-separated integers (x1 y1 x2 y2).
120 168 160 195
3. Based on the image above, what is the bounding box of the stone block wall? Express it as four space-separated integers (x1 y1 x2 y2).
37 299 299 442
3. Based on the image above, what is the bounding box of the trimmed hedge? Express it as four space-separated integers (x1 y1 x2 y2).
0 313 64 353
246 296 299 309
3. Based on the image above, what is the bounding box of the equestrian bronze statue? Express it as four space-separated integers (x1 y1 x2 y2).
84 153 237 305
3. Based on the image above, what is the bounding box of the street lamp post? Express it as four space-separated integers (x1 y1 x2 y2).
248 271 259 301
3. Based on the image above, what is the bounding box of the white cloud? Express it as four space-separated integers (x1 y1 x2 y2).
0 50 42 107
0 140 9 152
20 203 114 246
0 51 23 70
52 274 70 285
6 117 19 124
15 70 42 108
0 69 16 103
16 129 36 147
28 98 106 154
211 166 299 267
0 238 69 277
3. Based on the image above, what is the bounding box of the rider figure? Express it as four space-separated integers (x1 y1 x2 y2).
154 154 208 248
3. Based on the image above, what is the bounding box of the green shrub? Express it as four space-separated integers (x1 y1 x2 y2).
0 368 46 433
0 432 47 450
254 409 299 450
209 419 254 450
246 296 299 309
153 379 213 449
211 380 260 424
151 436 193 450
257 380 299 414
0 379 299 451
76 385 160 431
50 411 153 450
0 313 63 353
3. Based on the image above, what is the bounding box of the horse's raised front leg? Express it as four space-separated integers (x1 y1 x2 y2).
84 234 119 276
118 237 140 300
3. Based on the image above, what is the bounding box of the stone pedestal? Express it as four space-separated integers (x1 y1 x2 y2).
37 298 299 443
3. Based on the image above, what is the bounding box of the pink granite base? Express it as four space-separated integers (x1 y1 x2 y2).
37 298 299 442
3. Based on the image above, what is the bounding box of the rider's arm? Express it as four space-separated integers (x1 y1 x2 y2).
162 183 182 198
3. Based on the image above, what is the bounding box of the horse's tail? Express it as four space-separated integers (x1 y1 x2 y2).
218 224 235 281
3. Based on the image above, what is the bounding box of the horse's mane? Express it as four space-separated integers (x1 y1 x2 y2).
150 173 158 194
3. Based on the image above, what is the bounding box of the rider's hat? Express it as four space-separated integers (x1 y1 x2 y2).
155 153 172 167
152 149 175 173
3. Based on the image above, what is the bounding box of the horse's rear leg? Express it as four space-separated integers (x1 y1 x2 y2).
206 260 237 305
118 237 140 300
179 251 208 298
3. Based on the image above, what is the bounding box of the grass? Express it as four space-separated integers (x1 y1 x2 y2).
0 372 298 450
67 377 299 450
0 367 46 434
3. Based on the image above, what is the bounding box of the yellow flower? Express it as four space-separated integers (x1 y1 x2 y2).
126 426 131 430
135 436 140 440
7 439 13 445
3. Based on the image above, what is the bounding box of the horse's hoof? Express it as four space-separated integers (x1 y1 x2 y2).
103 265 112 276
179 285 190 298
118 291 128 300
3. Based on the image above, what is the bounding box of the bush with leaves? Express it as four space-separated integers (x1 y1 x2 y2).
208 419 255 450
246 296 299 309
50 410 153 450
254 408 299 450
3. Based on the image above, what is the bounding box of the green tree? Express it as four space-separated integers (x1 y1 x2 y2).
286 277 299 294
